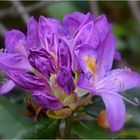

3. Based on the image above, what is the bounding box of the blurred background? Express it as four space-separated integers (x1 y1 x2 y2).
0 1 140 139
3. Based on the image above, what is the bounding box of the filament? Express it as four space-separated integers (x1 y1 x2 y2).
99 90 140 106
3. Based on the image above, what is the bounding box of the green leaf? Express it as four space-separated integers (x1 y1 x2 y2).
0 96 59 139
0 96 29 138
119 129 140 139
84 96 104 117
16 119 59 139
128 34 140 53
116 89 140 139
116 38 127 51
72 120 120 139
123 88 140 127
112 24 129 37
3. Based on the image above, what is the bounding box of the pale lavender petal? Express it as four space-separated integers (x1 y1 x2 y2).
101 92 125 132
5 29 27 57
33 91 62 110
56 67 75 94
96 33 116 80
0 80 15 95
0 53 31 72
97 69 140 93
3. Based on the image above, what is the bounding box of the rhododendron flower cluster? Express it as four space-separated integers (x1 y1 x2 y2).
0 12 140 132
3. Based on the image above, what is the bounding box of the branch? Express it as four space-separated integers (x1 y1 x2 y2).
0 23 7 36
10 0 30 24
89 1 99 17
128 1 140 22
0 1 52 19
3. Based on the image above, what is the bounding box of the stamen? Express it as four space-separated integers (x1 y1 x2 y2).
95 76 125 91
120 95 139 106
134 97 140 105
100 90 140 106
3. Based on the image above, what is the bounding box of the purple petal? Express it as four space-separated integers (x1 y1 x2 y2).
57 38 71 69
74 21 99 48
71 44 81 72
96 33 116 80
56 67 75 94
6 71 47 91
5 29 27 57
28 48 56 78
72 19 99 72
76 45 97 77
27 17 39 50
63 12 93 37
95 14 109 41
0 80 15 95
33 91 63 110
77 73 94 92
97 69 140 93
38 16 58 54
71 54 81 72
114 51 121 61
0 53 31 72
47 18 67 37
101 92 125 131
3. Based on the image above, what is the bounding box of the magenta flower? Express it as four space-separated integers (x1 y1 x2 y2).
0 12 140 132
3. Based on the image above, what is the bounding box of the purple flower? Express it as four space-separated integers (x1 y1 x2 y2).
56 67 75 94
0 16 74 110
28 48 57 79
0 80 15 95
0 12 140 132
77 32 140 131
63 12 94 72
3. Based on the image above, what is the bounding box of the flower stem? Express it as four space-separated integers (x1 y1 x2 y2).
64 116 73 139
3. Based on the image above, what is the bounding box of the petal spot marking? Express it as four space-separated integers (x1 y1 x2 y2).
83 55 96 74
